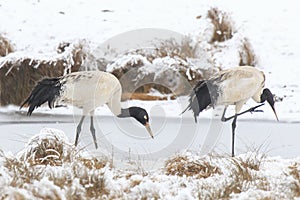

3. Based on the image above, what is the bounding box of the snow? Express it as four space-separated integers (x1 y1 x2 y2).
106 54 151 73
1 129 300 199
0 0 298 122
1 0 300 199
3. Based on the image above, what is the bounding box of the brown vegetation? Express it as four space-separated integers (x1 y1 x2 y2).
122 92 176 101
0 7 258 104
1 141 299 199
165 154 221 179
239 37 257 66
18 133 74 166
110 49 203 96
0 42 86 106
129 37 196 62
197 154 270 199
0 34 14 57
207 7 236 43
288 162 300 197
108 36 205 96
0 131 111 199
153 37 197 60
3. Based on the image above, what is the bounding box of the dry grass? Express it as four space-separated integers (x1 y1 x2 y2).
130 37 196 62
1 144 299 199
207 7 236 43
1 155 110 199
0 34 14 57
196 153 271 199
288 162 300 197
18 134 74 166
154 37 197 60
2 156 44 187
230 158 253 181
122 92 176 101
0 41 86 106
110 38 203 97
0 129 112 199
223 154 269 196
164 154 221 179
77 169 109 198
78 157 110 170
110 56 150 94
234 152 266 171
239 38 257 66
56 41 71 54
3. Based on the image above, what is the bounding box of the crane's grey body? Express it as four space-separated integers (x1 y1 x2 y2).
21 71 153 149
57 71 122 116
183 66 278 157
208 66 265 113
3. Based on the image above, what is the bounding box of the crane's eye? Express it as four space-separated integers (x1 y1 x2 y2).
144 115 148 120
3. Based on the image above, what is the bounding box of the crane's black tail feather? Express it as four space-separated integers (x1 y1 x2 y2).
20 78 62 115
182 80 211 122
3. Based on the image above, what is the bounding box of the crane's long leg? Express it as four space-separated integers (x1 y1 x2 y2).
75 116 85 146
90 116 98 149
222 103 264 122
231 115 237 157
221 106 228 122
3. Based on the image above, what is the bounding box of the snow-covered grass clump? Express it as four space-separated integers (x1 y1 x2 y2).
0 128 299 199
0 4 259 105
0 34 14 57
0 39 91 106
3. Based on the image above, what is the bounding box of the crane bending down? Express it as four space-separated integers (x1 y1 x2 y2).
182 66 278 157
20 71 154 149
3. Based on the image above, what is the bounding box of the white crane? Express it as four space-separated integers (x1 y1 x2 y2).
182 66 278 157
21 71 154 149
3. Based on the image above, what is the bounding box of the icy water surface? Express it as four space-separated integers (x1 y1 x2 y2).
0 112 299 159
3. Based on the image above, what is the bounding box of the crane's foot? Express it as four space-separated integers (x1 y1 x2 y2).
222 103 265 122
75 116 85 147
249 106 264 113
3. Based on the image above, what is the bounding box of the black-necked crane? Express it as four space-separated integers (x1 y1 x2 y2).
182 66 278 157
20 71 154 149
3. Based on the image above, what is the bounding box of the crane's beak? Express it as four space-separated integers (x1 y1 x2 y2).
270 104 279 121
267 100 279 121
145 122 154 139
265 90 279 121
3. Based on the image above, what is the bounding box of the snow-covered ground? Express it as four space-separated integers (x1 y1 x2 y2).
0 0 299 122
0 128 299 199
0 0 300 199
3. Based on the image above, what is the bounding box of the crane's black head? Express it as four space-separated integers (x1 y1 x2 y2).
261 88 279 121
119 107 154 138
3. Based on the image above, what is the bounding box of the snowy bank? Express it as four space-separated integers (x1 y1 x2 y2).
0 128 299 199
